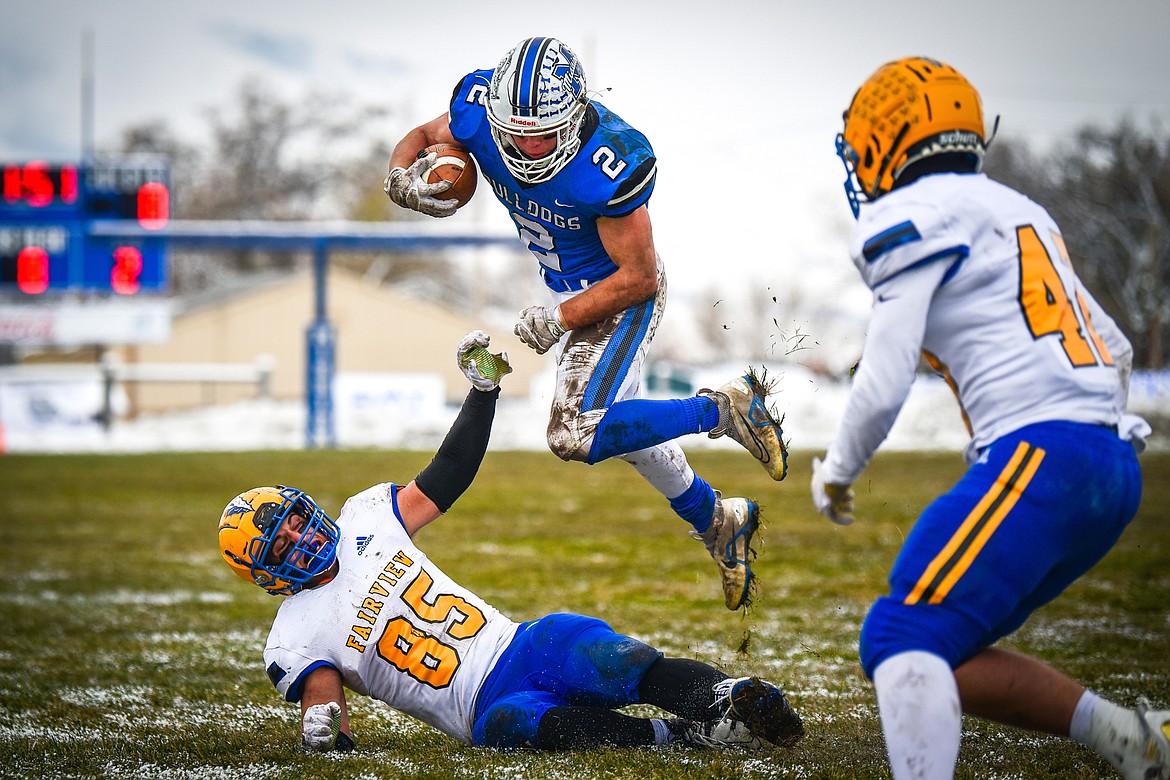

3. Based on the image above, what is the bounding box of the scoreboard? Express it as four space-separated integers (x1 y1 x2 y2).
0 158 169 295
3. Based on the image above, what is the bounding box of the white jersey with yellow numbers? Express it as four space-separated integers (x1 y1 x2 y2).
821 172 1133 485
263 483 519 743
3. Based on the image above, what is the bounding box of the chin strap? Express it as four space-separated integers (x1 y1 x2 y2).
983 114 1001 152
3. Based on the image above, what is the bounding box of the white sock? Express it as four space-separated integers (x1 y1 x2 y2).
619 442 694 499
873 651 961 780
1069 690 1144 774
1069 690 1104 743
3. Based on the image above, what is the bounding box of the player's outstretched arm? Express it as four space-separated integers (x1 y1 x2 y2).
300 667 354 752
397 332 506 536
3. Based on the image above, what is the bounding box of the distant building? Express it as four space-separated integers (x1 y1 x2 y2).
113 267 547 414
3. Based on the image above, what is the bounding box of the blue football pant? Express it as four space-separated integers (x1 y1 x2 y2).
859 421 1142 678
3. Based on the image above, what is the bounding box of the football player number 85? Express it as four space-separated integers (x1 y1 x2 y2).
1016 225 1113 369
373 569 487 689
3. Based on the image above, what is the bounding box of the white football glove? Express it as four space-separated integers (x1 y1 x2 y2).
811 456 856 525
301 701 341 752
383 152 457 218
457 329 510 392
514 305 567 355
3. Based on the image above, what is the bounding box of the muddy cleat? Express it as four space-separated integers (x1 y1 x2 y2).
1127 698 1170 780
698 368 788 481
696 496 759 611
667 716 765 750
713 676 805 748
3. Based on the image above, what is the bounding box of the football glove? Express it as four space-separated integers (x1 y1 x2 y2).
457 329 511 391
383 152 457 218
514 305 567 354
301 701 341 752
811 456 856 525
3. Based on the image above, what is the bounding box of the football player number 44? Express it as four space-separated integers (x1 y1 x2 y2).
1016 225 1113 369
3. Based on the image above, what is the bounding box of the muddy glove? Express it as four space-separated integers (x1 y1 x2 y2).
811 456 856 525
384 152 457 217
457 330 512 391
302 702 341 752
514 305 566 355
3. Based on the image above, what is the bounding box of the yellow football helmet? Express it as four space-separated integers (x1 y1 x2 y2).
217 485 339 596
837 57 987 216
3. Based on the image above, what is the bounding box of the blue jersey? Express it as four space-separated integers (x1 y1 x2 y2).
448 71 657 293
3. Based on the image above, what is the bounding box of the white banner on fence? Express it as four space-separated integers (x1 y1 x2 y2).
0 299 173 346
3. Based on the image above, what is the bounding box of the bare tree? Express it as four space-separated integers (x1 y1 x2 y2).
112 78 469 299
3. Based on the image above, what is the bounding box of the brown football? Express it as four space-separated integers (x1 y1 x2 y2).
419 143 477 207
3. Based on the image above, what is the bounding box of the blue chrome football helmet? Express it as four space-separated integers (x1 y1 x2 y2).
218 485 339 596
487 36 589 184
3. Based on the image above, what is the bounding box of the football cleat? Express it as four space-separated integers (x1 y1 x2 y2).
696 496 760 611
712 677 805 748
699 368 788 481
1127 698 1170 780
667 716 764 751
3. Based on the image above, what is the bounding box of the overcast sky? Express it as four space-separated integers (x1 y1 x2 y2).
2 0 1168 305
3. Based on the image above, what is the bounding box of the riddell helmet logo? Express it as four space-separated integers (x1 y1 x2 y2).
509 117 539 127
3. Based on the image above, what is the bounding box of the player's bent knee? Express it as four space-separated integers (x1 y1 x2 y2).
546 421 594 462
860 597 981 679
478 702 542 749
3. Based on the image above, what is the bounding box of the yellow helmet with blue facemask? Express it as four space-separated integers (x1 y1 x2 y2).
217 485 339 596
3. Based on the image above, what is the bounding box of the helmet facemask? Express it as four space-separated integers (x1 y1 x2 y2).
218 486 340 596
487 37 589 184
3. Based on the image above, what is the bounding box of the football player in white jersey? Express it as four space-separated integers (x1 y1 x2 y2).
810 57 1167 780
384 36 788 612
218 332 803 753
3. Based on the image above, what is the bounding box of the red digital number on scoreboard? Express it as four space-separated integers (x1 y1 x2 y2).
16 245 50 294
111 245 143 295
137 181 169 229
2 162 79 208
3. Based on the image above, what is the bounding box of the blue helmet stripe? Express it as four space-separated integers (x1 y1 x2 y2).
515 36 551 116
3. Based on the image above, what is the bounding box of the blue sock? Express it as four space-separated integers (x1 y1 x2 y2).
669 475 717 533
586 397 720 464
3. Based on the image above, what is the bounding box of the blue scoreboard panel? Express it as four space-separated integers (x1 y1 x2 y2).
0 158 169 294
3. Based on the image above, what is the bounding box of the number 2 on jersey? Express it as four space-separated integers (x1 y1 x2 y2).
1016 225 1112 368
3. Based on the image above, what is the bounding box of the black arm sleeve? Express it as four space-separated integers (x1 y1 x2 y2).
413 387 499 513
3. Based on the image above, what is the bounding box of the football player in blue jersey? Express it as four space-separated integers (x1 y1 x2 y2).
385 36 788 612
811 56 1167 780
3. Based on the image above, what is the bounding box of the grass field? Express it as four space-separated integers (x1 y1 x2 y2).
1 448 1167 780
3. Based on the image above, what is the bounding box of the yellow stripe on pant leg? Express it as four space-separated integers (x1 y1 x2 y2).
905 442 1046 605
929 447 1044 603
